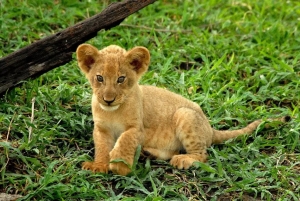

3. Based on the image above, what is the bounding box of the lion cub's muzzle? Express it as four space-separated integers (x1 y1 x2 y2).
100 96 120 112
103 97 115 106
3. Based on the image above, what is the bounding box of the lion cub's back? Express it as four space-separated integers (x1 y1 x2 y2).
141 85 198 107
140 85 201 124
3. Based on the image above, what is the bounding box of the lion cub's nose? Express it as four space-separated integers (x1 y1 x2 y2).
103 98 115 105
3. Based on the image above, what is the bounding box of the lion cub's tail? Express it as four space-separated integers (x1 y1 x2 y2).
212 116 290 144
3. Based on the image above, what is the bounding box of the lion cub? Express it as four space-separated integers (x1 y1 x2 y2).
76 44 288 176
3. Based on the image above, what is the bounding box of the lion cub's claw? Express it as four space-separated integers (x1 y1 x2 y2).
82 161 109 173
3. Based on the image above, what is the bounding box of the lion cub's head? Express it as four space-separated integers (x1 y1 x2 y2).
76 44 150 111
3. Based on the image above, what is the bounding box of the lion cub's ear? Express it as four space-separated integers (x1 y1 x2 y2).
76 44 99 74
125 47 150 77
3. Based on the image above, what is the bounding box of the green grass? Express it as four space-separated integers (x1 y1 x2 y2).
1 0 299 200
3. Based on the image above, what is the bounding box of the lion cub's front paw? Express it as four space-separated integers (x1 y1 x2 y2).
82 161 109 173
109 161 131 176
109 149 132 176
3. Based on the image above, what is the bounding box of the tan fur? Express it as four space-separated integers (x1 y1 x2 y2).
76 44 288 175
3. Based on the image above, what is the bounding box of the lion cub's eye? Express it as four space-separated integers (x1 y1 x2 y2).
117 76 126 84
96 75 103 82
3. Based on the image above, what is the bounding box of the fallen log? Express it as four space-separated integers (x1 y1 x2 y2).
0 0 157 95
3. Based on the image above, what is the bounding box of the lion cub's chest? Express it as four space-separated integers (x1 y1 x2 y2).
94 115 125 140
107 121 125 140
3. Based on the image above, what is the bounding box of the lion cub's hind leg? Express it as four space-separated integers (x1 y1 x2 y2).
170 107 213 169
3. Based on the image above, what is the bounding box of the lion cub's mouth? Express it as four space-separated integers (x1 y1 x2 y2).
99 103 120 112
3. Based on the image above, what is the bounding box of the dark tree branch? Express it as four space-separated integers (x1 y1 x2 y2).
0 0 157 94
